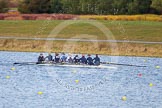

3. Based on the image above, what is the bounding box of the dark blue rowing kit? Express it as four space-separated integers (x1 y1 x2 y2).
46 55 53 61
37 53 101 65
55 55 60 63
38 55 45 63
80 56 87 64
93 56 100 66
73 55 80 64
87 57 94 65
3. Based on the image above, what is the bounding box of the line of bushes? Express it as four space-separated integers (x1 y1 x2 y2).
79 15 162 22
0 14 77 20
0 13 161 22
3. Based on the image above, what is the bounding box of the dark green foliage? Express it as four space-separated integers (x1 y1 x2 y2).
151 0 162 14
18 0 51 13
17 0 161 15
50 0 63 13
127 0 152 14
0 0 9 13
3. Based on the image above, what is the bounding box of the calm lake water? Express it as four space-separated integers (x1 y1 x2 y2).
0 51 162 108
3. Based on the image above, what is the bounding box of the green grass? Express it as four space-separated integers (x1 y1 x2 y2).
0 20 162 42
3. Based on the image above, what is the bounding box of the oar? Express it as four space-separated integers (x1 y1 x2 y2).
14 62 36 65
101 62 146 67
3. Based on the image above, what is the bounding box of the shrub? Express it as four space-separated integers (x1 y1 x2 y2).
0 14 5 20
0 0 9 13
79 14 162 22
4 16 23 20
36 16 50 20
21 14 37 20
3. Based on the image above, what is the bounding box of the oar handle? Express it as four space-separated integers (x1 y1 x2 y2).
14 62 36 65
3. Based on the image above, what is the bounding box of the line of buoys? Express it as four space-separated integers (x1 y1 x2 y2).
2 58 158 102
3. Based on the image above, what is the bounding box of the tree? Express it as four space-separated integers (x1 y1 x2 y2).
28 0 51 13
128 0 151 14
18 0 30 13
61 0 80 14
79 0 97 14
50 0 63 13
97 0 114 15
0 0 9 13
18 0 51 13
112 0 128 14
151 0 162 14
9 0 19 8
17 0 160 15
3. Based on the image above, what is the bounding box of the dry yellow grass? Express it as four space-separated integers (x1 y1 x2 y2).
79 14 162 22
0 39 161 57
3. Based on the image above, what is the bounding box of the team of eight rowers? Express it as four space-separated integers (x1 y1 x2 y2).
38 53 100 66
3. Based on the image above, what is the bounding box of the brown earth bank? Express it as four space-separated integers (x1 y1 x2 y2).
0 39 162 58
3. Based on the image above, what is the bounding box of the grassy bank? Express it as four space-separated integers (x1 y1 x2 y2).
0 20 162 42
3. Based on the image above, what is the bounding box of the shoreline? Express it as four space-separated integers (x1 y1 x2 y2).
0 36 162 44
0 50 162 59
0 39 161 58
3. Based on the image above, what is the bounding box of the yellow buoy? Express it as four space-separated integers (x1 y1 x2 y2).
38 91 43 95
144 60 147 62
11 67 15 71
156 66 160 69
149 83 153 87
122 96 127 101
6 76 10 79
75 80 79 84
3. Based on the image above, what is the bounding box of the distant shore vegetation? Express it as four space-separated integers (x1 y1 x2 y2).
0 0 162 15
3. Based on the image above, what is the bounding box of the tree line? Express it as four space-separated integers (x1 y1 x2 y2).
1 0 162 14
0 0 9 13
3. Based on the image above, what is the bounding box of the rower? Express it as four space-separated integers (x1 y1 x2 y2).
73 55 80 64
45 53 53 62
87 54 94 65
38 53 45 64
61 53 67 63
80 54 87 64
67 53 73 63
55 53 60 63
93 54 100 66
